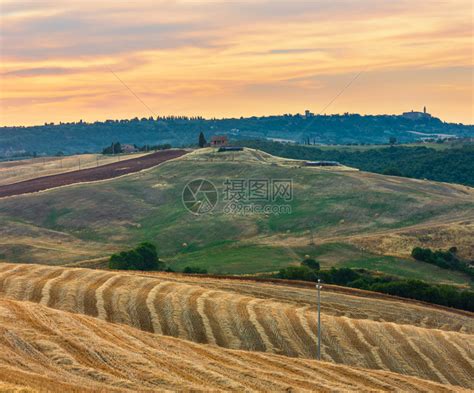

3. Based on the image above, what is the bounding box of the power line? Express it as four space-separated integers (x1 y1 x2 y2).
297 69 366 143
317 69 365 115
106 66 158 117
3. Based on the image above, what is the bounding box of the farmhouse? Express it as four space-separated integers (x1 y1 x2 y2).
121 144 139 153
211 135 228 147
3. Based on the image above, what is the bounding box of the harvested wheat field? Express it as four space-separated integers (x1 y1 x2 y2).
0 263 472 389
0 297 464 393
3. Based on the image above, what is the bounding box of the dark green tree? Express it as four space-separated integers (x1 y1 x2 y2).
277 266 318 281
301 257 320 271
109 252 129 270
135 242 161 270
102 142 122 155
183 266 208 274
198 132 207 148
108 242 164 271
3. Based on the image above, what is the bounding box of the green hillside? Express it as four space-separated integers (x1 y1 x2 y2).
0 148 472 287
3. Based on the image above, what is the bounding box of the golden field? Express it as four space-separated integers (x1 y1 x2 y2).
0 296 465 392
0 263 472 391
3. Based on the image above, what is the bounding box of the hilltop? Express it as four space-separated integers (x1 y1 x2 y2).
1 113 473 157
0 148 472 287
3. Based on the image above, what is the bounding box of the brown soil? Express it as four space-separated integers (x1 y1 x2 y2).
0 150 187 198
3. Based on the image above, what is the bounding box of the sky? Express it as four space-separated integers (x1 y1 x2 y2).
0 0 473 126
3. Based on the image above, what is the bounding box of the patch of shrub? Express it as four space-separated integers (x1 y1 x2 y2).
277 266 318 281
301 257 320 271
411 247 473 278
109 242 165 271
183 266 208 274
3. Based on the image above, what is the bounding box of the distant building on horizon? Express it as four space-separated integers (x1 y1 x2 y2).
402 106 432 120
305 109 314 118
211 135 228 147
121 144 138 153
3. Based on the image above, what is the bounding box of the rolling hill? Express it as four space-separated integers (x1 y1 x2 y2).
0 295 464 392
0 148 472 287
0 263 472 389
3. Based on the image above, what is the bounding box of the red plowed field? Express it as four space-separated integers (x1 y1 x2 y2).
0 149 187 198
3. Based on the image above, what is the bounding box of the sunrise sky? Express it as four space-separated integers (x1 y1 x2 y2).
0 0 472 126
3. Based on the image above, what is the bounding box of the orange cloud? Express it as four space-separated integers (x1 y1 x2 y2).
0 0 472 125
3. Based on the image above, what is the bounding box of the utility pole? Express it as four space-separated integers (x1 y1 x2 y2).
316 279 322 360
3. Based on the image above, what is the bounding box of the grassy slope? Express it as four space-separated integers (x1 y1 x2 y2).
0 148 472 286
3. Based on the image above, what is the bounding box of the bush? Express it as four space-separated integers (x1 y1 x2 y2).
135 242 160 270
183 266 208 274
301 257 320 271
411 247 473 278
326 267 361 285
108 243 164 271
277 266 318 281
109 252 129 270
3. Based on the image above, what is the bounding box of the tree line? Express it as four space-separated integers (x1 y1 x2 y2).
411 247 473 279
276 257 473 312
237 140 474 186
2 113 472 157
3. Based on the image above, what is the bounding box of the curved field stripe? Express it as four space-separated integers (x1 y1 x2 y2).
383 323 445 382
246 298 277 353
0 264 36 293
284 306 314 357
95 275 122 321
130 280 159 333
201 291 236 348
343 317 386 369
38 270 72 306
168 284 196 339
399 326 453 386
352 318 408 373
83 272 115 317
150 281 178 336
194 289 217 345
178 287 208 343
145 282 168 334
233 295 265 351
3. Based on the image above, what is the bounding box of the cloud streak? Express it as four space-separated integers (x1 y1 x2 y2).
0 0 472 125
